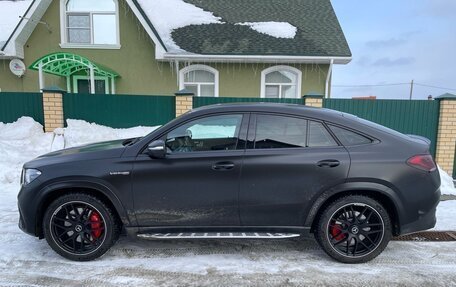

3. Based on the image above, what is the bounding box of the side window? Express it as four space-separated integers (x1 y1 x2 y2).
329 125 372 146
308 121 338 147
254 115 307 149
166 115 243 153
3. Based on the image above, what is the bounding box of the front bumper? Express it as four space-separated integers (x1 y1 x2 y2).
17 181 42 237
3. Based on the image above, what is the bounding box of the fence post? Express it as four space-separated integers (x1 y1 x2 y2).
42 86 65 132
175 89 194 117
303 93 324 108
435 94 456 176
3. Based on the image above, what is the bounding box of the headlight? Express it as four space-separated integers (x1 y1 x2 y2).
21 168 41 185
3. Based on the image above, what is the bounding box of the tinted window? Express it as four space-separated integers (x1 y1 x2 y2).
166 115 242 153
329 125 372 146
308 121 338 147
254 115 307 149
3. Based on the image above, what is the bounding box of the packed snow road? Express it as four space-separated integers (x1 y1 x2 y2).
1 117 456 286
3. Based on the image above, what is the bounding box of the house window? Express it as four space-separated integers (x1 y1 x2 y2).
179 65 219 97
72 76 110 94
62 0 119 47
261 66 302 99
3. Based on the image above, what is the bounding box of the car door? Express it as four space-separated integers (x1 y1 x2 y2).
131 113 248 227
239 113 350 226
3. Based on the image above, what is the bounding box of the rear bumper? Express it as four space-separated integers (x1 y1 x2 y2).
399 187 441 235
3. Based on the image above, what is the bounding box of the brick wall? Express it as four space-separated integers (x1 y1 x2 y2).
43 91 64 132
176 95 193 117
435 99 456 175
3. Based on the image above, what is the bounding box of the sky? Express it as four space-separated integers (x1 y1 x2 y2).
331 0 456 99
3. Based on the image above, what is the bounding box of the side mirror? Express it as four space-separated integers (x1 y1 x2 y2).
147 140 166 159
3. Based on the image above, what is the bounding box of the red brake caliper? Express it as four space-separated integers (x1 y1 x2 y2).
89 211 103 239
330 223 346 241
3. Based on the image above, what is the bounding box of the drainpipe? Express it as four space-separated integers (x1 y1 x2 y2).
325 59 334 99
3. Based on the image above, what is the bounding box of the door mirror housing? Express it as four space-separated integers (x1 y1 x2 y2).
147 140 166 158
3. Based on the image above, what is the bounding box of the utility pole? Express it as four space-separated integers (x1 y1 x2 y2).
409 79 414 100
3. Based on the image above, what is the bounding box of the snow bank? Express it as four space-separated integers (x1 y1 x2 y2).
433 200 456 231
439 166 456 195
137 0 221 52
0 0 32 45
64 119 160 148
237 22 297 39
0 117 53 184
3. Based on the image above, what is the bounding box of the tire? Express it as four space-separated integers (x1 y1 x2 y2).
314 195 392 264
42 193 120 261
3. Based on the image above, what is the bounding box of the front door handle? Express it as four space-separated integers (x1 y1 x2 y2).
317 160 340 168
212 162 235 171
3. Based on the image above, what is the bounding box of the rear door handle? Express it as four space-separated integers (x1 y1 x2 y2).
212 162 235 171
317 160 340 168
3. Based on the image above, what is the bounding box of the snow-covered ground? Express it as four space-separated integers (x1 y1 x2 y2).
0 117 455 286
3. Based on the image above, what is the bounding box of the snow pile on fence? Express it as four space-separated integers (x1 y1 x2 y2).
64 119 160 148
237 22 297 39
0 117 53 184
137 0 221 52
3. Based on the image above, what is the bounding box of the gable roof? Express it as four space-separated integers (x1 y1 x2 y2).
1 0 351 64
0 0 33 49
134 0 351 63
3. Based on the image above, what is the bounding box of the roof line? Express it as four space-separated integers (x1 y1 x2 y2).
162 54 352 64
130 0 168 52
1 0 36 51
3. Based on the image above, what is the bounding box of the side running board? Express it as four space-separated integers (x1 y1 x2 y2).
137 232 301 240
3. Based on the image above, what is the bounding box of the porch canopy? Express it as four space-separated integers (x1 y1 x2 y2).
30 52 120 94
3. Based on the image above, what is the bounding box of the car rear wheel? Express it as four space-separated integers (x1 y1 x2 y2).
43 193 120 261
314 195 392 263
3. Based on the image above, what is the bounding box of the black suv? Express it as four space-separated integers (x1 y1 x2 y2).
18 104 441 263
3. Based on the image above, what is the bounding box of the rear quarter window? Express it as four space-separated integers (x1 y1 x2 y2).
329 125 372 146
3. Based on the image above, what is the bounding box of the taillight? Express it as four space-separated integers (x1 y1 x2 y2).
407 154 436 172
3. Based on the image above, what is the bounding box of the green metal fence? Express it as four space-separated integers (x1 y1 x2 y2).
323 99 441 155
63 93 175 128
193 96 304 108
0 92 44 125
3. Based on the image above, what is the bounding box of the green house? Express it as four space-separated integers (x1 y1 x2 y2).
0 0 351 98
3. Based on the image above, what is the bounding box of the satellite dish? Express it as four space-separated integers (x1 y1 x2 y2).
9 59 26 77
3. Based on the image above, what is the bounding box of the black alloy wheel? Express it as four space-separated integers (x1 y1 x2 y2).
50 201 106 255
43 193 120 261
315 195 392 264
327 203 384 257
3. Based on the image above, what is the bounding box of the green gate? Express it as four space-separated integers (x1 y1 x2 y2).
0 92 44 125
323 99 440 155
63 93 175 128
193 96 304 108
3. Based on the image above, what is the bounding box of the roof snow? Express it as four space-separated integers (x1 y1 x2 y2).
237 22 297 39
136 0 222 52
0 0 32 48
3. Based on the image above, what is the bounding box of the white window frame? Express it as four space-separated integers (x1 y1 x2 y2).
60 0 121 49
260 65 302 99
72 75 110 94
179 65 219 97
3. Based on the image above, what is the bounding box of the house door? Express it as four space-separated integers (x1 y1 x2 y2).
76 78 107 94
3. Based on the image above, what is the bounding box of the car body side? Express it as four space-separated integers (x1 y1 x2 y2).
18 104 441 238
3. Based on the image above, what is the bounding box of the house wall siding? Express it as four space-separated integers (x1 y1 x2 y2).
0 0 328 97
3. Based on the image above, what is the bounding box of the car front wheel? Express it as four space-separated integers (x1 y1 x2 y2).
43 193 120 261
315 195 392 263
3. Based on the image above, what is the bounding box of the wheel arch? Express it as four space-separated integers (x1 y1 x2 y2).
35 180 130 238
305 182 403 236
